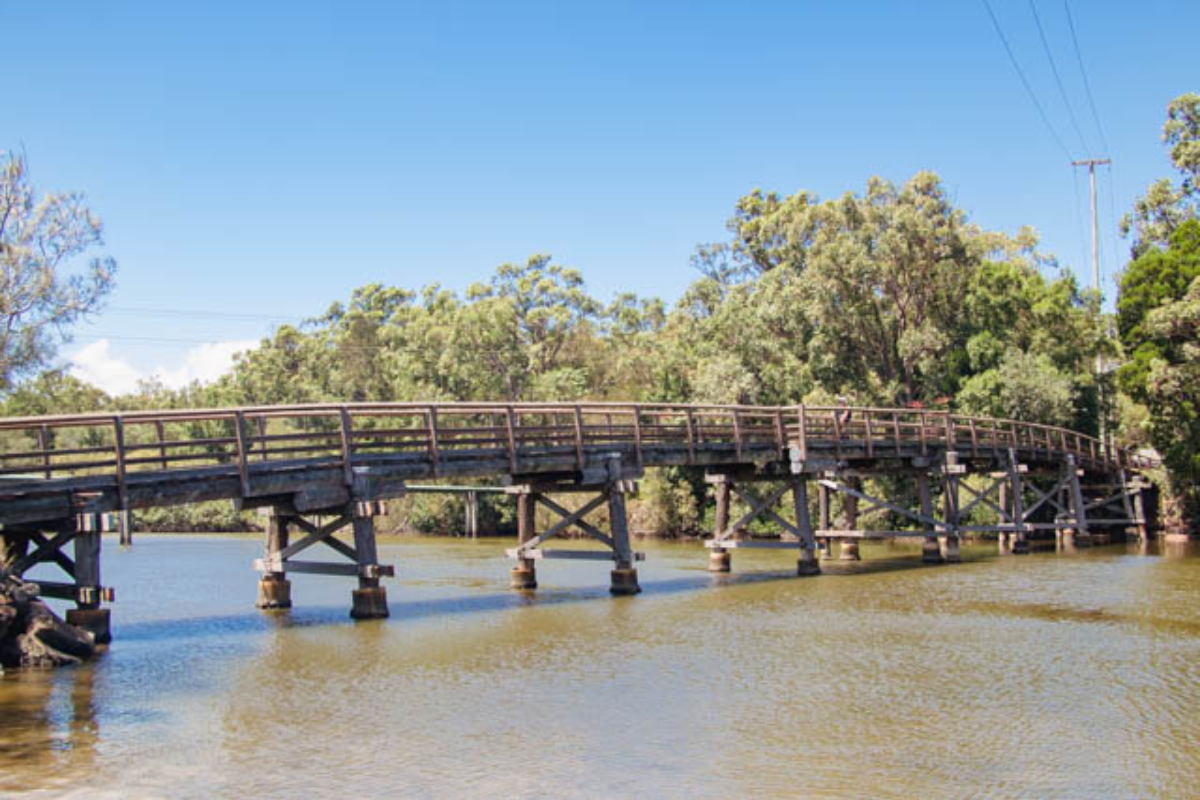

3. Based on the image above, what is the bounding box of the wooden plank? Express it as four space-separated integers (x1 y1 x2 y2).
504 548 645 562
703 539 802 549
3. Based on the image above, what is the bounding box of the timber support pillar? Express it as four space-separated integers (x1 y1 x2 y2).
350 503 389 619
66 514 111 645
509 492 538 590
840 475 861 561
1063 455 1092 549
256 513 292 610
708 478 732 573
917 473 943 564
939 453 963 563
607 465 640 595
1008 453 1031 554
816 483 832 559
793 478 821 577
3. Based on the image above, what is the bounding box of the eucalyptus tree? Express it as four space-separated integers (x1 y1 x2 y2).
1123 93 1200 258
0 153 116 391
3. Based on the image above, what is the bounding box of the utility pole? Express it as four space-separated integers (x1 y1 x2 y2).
1072 158 1111 301
1073 158 1112 444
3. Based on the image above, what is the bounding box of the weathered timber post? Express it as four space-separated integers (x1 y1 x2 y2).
256 513 292 610
998 480 1011 553
67 514 111 644
709 477 732 573
917 472 943 564
1133 482 1148 541
817 482 832 559
793 478 820 576
940 453 962 563
117 510 132 546
1008 454 1030 554
510 491 538 590
350 503 389 619
465 490 479 539
840 475 861 561
608 459 640 595
1065 455 1092 548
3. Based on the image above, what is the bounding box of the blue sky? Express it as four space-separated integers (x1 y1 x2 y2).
4 1 1198 393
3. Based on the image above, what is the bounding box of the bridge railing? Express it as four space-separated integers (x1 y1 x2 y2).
0 402 1155 487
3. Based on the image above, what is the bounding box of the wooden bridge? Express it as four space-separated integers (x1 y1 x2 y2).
0 402 1157 643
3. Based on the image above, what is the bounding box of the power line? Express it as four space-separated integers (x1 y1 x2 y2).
1028 0 1091 156
1063 0 1111 157
105 306 298 323
982 0 1073 160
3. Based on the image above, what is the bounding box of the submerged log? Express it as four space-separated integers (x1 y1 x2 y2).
0 568 97 672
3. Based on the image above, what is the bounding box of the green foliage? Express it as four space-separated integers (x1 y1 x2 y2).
135 501 258 533
1137 275 1200 530
0 153 117 390
1117 219 1200 399
1122 93 1200 258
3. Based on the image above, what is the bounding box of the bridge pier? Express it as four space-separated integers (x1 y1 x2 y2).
839 476 861 561
702 474 820 576
3 513 115 643
251 500 393 619
505 456 643 595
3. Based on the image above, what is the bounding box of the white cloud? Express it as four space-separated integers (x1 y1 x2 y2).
69 339 256 396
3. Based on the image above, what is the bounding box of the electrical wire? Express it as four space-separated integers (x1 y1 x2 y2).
982 0 1073 160
1063 0 1111 157
1028 0 1091 156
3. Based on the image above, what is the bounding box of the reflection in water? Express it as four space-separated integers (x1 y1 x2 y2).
0 534 1198 796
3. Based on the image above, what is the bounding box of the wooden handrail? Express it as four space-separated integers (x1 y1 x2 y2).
0 401 1157 485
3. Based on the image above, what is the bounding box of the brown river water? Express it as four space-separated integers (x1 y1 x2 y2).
1 535 1198 798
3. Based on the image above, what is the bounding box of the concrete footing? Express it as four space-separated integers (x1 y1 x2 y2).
610 567 641 595
839 540 861 561
708 549 731 573
256 575 292 609
1163 533 1195 544
66 608 111 645
1011 537 1030 555
940 537 961 563
922 537 943 563
796 549 820 576
350 586 389 619
509 564 537 590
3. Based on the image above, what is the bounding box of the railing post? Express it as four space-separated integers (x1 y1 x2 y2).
338 407 355 488
685 408 697 464
426 406 440 474
774 409 786 458
572 405 586 470
505 406 518 474
234 411 251 497
632 406 644 467
37 424 51 479
863 409 873 457
155 420 168 470
797 405 808 463
112 416 127 511
732 409 743 462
